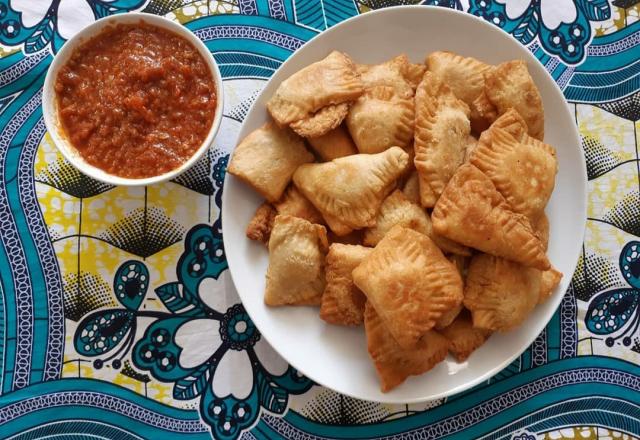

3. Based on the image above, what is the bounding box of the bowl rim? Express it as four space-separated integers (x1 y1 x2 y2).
42 11 225 187
222 5 587 403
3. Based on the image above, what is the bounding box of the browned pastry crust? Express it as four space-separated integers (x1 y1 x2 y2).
364 302 449 392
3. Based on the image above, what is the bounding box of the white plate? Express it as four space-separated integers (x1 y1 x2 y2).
222 6 587 403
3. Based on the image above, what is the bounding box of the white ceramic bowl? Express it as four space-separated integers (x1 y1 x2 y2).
222 6 587 403
42 12 224 186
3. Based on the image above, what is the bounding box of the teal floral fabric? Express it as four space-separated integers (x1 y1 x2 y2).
0 1 638 439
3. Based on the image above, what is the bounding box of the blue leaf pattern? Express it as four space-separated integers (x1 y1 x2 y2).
577 0 611 21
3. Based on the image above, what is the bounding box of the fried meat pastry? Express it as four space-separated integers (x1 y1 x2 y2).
353 226 463 349
484 60 544 140
358 54 425 98
363 190 469 255
307 125 358 161
246 202 276 244
533 213 550 251
464 135 478 163
470 127 557 220
414 72 471 208
228 123 314 202
364 303 449 392
432 164 549 270
293 147 410 230
402 171 421 204
440 310 491 361
471 91 498 132
265 215 328 306
267 51 364 126
426 51 494 133
290 103 349 138
435 303 463 330
347 86 414 154
538 267 563 304
464 253 541 331
274 185 324 225
320 244 372 326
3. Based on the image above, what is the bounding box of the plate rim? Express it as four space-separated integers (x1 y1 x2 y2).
221 4 588 404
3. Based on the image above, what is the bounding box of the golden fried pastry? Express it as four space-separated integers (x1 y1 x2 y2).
483 108 528 139
322 212 354 236
267 51 363 126
414 72 471 208
426 51 494 133
484 60 544 140
363 190 469 255
464 135 478 163
320 244 372 326
346 86 414 154
533 213 550 251
402 171 421 204
432 164 549 270
363 190 431 246
246 202 275 244
353 226 463 349
471 108 528 163
358 54 425 98
265 215 328 306
464 254 541 331
307 125 357 161
364 302 449 392
538 267 562 304
434 255 469 329
290 103 349 138
293 147 410 229
274 185 324 225
228 123 314 202
471 127 557 219
471 91 498 133
440 310 491 362
435 303 463 330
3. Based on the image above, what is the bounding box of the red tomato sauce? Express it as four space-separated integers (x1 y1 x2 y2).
55 22 216 179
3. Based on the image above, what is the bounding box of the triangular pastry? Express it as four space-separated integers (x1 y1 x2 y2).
426 51 493 133
273 185 324 225
538 267 563 304
464 253 541 331
364 302 449 392
320 244 372 326
363 190 470 255
346 86 414 154
440 309 491 362
484 60 544 140
228 122 314 202
293 147 410 229
307 124 357 161
353 225 463 349
357 54 425 98
265 215 328 306
414 72 471 208
290 103 349 138
267 51 364 126
432 164 550 270
470 127 557 220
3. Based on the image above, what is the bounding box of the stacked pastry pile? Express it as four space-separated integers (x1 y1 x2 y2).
228 50 563 392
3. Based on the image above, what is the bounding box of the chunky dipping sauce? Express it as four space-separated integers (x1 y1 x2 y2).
55 22 216 178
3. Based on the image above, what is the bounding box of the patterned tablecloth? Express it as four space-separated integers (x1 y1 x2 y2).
0 0 638 439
